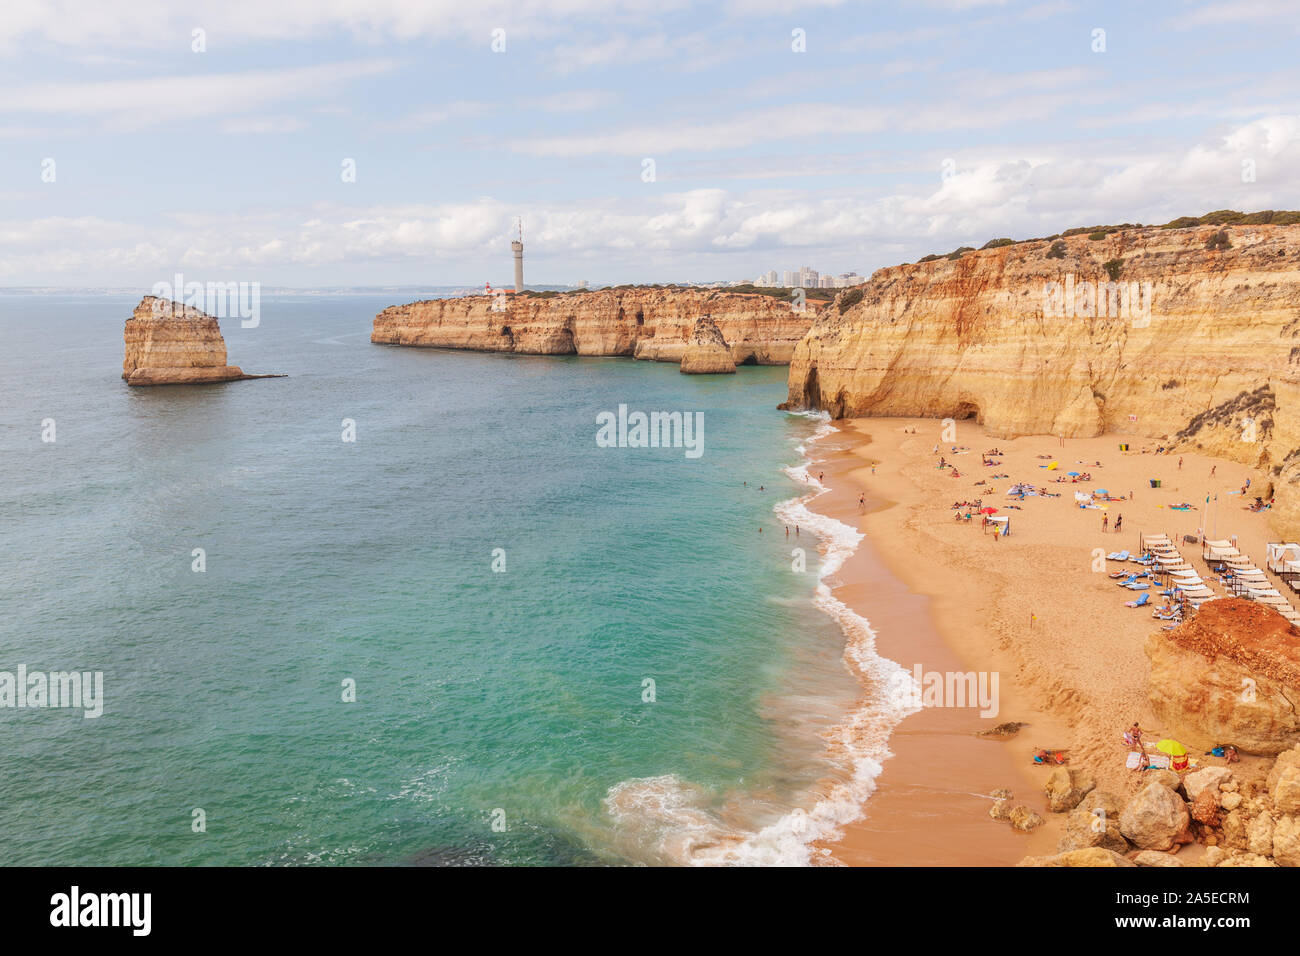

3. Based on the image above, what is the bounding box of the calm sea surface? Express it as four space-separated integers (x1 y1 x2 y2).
0 294 868 865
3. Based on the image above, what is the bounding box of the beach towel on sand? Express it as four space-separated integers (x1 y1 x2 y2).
1126 752 1171 770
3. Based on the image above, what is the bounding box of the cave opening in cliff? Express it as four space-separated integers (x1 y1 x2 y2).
635 310 644 326
953 401 980 421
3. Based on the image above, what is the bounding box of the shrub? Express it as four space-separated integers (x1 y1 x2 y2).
838 287 864 313
1087 231 1108 241
1205 229 1232 251
946 246 975 261
1103 258 1123 280
1046 240 1067 259
981 237 1015 249
918 254 941 263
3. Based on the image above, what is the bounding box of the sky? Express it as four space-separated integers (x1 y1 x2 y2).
1 0 1298 288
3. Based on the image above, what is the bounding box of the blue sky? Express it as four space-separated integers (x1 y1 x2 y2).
1 0 1297 287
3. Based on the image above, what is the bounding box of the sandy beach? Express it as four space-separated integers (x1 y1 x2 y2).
801 416 1286 865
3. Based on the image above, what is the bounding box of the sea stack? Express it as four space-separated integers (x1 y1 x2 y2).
679 316 736 374
122 296 268 386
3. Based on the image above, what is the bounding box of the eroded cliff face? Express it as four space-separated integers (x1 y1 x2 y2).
1146 598 1300 755
122 297 247 386
783 224 1300 539
679 316 736 374
371 287 815 367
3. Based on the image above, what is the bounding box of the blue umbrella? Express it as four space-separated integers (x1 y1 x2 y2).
1095 488 1109 495
1067 471 1080 476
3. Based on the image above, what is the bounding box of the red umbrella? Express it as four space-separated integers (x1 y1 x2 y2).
979 507 999 514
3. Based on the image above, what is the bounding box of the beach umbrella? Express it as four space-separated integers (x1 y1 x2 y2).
1095 488 1109 495
979 507 998 514
1155 739 1187 757
1067 471 1080 476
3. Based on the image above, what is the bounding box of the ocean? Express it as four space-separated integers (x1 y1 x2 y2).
0 294 907 866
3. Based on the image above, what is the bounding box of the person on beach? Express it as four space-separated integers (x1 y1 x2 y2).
858 494 865 512
1210 465 1216 478
785 526 789 537
1102 514 1109 532
1179 457 1183 470
795 525 800 536
1115 514 1123 533
1125 723 1146 770
818 471 824 483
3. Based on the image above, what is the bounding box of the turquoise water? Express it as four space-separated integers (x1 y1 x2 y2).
0 295 866 866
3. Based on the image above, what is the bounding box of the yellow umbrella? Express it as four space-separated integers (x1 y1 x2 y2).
1156 739 1186 756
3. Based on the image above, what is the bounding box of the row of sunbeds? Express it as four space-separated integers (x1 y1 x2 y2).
1201 538 1300 626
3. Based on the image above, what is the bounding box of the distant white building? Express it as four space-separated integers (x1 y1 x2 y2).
781 270 795 287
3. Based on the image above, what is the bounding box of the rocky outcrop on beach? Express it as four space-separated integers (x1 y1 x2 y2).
1019 742 1300 866
1145 598 1300 755
371 287 814 370
679 316 737 374
781 221 1300 540
122 297 276 386
1017 847 1137 867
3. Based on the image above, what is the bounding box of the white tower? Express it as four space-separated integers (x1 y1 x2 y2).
511 218 524 292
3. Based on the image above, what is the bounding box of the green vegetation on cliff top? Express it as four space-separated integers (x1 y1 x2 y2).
904 210 1299 267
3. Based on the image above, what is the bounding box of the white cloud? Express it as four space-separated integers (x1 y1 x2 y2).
3 114 1298 284
0 60 396 130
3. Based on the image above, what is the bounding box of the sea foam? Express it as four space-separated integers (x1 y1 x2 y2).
605 412 921 866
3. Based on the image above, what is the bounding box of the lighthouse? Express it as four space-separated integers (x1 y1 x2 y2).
511 218 524 292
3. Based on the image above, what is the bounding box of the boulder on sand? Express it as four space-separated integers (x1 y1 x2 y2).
1044 766 1096 812
1132 850 1184 867
1268 745 1300 814
1009 806 1044 832
1119 782 1191 851
1183 766 1233 805
1018 847 1135 867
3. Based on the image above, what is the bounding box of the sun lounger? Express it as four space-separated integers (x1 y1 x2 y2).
1106 551 1130 561
1125 593 1150 608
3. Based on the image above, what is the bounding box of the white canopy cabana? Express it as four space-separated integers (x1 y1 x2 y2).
1267 543 1300 573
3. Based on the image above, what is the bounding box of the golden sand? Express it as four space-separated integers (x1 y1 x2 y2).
805 417 1286 865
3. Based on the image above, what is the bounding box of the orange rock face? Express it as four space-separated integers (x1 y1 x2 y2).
122 297 246 386
679 316 736 374
782 223 1300 540
370 288 815 367
1146 598 1300 754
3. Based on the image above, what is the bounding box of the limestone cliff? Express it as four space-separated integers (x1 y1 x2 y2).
1145 598 1300 755
370 287 815 368
782 223 1300 539
122 297 273 386
679 316 736 374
